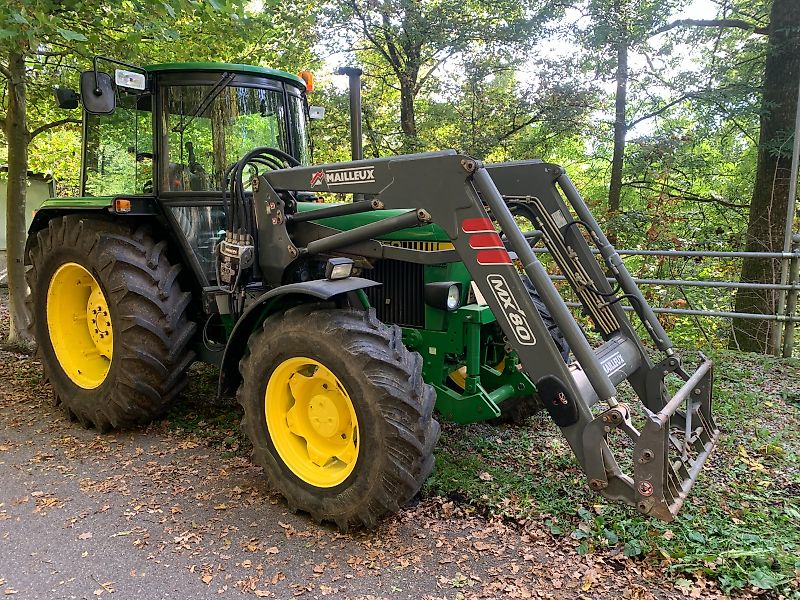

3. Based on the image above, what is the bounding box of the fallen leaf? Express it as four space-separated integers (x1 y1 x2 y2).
201 575 213 585
581 569 596 591
78 532 93 540
478 472 493 481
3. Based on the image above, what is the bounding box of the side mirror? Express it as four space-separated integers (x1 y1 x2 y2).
309 105 325 120
54 87 79 109
80 70 116 115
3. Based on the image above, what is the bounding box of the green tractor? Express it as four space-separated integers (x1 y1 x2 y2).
25 57 719 530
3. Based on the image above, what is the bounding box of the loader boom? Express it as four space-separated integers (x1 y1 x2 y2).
258 150 720 520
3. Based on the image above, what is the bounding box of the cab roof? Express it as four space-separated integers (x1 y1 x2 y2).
143 62 306 89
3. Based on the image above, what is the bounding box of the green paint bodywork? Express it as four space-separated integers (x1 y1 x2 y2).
400 304 536 424
36 196 113 210
144 62 306 89
294 203 539 422
272 202 540 423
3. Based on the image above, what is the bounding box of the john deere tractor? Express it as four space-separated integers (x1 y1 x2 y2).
25 57 719 530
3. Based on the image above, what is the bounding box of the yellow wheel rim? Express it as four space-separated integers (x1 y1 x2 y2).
266 357 359 488
46 262 113 389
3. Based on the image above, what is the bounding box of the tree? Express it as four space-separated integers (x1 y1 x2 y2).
424 56 596 160
728 0 800 352
616 0 795 352
325 0 557 153
1 0 316 344
578 0 688 215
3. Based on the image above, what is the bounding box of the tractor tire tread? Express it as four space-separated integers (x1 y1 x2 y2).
237 305 439 531
25 215 196 430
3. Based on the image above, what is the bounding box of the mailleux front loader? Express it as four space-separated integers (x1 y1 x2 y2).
26 58 719 530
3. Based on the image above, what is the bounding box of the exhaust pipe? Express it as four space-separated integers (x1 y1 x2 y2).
337 67 363 161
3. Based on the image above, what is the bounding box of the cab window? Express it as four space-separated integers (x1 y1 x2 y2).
83 92 153 196
161 84 288 192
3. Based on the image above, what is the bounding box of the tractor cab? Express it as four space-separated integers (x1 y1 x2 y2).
56 59 314 284
75 60 311 199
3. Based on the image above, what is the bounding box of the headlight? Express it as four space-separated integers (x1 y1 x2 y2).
325 257 354 280
446 285 460 310
424 282 463 311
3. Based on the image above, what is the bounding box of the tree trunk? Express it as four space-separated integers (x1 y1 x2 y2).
730 0 800 353
399 78 418 153
608 7 628 217
5 49 32 344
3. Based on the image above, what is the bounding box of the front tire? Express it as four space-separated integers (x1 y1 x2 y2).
492 277 570 424
26 215 196 430
238 304 439 531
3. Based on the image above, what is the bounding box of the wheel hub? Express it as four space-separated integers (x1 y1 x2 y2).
307 394 341 438
87 286 113 357
266 357 359 487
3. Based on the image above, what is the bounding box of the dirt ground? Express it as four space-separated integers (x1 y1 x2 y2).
0 292 751 599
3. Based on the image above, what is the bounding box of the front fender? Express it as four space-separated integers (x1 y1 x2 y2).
217 277 380 397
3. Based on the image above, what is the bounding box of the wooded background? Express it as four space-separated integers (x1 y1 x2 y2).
1 0 798 353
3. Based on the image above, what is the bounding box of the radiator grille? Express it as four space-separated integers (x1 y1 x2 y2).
382 240 454 252
363 259 425 327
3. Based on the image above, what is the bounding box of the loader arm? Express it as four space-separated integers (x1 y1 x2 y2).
258 150 720 520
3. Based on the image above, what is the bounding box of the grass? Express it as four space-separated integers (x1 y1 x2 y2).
424 350 800 596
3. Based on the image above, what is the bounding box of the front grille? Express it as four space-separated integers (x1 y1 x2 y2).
382 240 454 252
363 259 425 327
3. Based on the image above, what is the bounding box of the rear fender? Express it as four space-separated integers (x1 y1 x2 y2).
25 200 160 260
217 277 380 397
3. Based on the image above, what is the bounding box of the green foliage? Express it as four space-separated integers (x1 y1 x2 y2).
0 0 791 351
0 0 316 192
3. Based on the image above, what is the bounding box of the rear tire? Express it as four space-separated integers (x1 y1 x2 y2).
26 215 196 430
238 304 440 531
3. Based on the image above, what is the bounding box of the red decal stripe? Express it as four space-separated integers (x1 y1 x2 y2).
461 217 495 233
469 232 504 249
477 249 512 265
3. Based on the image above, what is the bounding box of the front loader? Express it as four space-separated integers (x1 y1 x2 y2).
24 57 719 530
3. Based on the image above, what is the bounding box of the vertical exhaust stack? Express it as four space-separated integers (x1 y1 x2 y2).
337 67 363 161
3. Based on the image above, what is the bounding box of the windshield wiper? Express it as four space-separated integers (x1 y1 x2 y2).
172 72 236 134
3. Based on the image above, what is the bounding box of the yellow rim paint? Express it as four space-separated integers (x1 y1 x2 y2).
448 358 506 389
46 262 113 389
266 357 359 488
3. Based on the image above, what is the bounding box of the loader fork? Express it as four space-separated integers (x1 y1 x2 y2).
260 150 720 520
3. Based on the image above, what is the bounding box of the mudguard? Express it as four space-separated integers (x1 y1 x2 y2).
217 277 380 397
